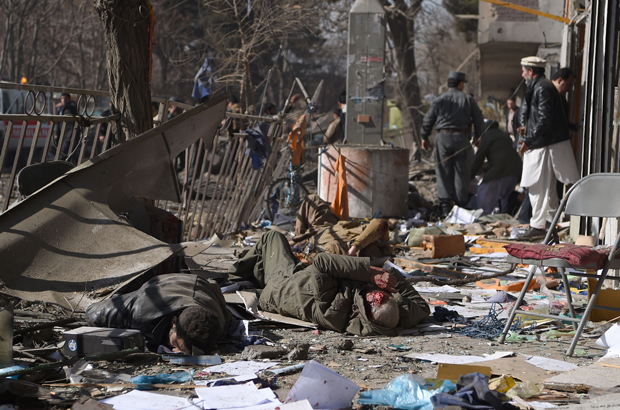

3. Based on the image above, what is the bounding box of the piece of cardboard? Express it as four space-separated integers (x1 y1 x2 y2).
436 363 492 381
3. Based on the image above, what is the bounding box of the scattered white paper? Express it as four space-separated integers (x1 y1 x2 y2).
195 382 279 409
601 344 620 360
285 360 359 409
432 305 488 318
203 361 278 376
522 355 579 372
194 374 258 385
515 401 557 409
416 285 461 293
445 206 483 224
100 390 198 410
225 400 314 410
405 351 514 364
596 324 620 348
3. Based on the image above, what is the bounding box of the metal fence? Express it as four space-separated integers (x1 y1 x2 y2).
0 81 287 240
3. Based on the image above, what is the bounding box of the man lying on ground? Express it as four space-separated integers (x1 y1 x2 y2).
85 274 232 354
228 230 429 336
294 195 392 260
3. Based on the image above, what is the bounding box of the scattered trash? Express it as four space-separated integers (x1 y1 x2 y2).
285 361 358 409
358 374 455 410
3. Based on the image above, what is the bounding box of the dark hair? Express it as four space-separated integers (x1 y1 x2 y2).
507 97 516 103
61 92 71 99
264 103 276 113
228 95 238 104
552 67 575 82
524 66 545 77
175 307 220 353
333 108 342 116
447 78 462 88
338 90 346 105
151 102 159 110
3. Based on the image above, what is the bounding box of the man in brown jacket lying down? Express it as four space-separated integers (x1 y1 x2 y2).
229 230 429 336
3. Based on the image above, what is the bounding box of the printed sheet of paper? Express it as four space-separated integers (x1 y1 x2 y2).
203 361 278 376
405 351 514 365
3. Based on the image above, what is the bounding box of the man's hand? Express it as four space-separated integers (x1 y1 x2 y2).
421 139 431 151
347 244 360 256
370 267 397 293
517 126 526 136
518 142 529 155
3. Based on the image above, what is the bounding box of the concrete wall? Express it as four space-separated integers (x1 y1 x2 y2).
479 0 564 44
478 0 566 100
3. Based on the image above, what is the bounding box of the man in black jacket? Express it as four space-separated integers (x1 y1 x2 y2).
421 71 484 217
516 57 580 239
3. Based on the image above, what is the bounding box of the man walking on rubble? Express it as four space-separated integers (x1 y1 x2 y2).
515 57 580 240
228 230 429 336
85 274 232 354
421 71 485 217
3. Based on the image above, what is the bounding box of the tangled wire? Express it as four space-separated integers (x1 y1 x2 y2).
457 303 531 340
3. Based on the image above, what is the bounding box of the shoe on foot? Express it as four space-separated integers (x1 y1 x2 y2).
516 227 547 240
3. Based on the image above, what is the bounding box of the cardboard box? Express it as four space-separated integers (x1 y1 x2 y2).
63 327 144 357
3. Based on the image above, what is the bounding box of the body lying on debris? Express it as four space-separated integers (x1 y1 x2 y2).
294 195 392 260
85 274 232 354
229 230 430 335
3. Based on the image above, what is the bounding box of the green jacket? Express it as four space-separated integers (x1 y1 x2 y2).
470 128 522 182
258 253 430 336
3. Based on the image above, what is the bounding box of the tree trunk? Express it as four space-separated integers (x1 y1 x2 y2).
384 0 423 151
93 0 153 141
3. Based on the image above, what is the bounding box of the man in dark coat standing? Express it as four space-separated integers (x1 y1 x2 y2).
516 57 580 239
421 71 485 217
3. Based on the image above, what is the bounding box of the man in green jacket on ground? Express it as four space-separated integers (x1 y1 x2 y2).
229 231 430 336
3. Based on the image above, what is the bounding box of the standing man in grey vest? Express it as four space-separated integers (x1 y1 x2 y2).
421 71 485 217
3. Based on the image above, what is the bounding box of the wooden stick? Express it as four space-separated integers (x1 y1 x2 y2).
597 362 620 369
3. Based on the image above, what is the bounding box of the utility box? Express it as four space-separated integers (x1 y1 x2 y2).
63 327 144 357
345 0 386 145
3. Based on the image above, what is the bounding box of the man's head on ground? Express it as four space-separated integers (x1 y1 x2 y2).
264 103 277 115
552 67 576 94
506 97 517 111
364 289 399 328
521 56 546 85
169 307 219 354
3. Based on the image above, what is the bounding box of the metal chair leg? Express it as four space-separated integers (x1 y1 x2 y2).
566 268 609 356
498 264 538 344
560 268 578 331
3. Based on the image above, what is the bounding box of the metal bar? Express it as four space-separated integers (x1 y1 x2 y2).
89 123 102 159
66 123 80 160
226 112 279 123
41 121 54 163
26 121 43 165
207 137 240 236
77 125 91 164
560 268 578 331
182 140 203 235
185 140 212 241
3 121 29 211
221 149 254 233
0 121 14 209
0 114 119 123
0 82 110 97
196 138 220 240
498 265 538 344
479 0 571 23
259 68 273 116
203 138 237 237
54 122 68 160
212 139 248 234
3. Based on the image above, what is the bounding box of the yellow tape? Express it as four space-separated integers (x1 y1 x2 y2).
479 0 570 24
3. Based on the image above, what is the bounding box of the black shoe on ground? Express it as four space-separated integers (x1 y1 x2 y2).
516 227 547 240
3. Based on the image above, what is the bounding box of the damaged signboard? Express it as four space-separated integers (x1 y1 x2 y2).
0 96 228 309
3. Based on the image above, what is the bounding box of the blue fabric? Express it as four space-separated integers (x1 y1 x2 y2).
192 58 216 101
244 127 272 170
